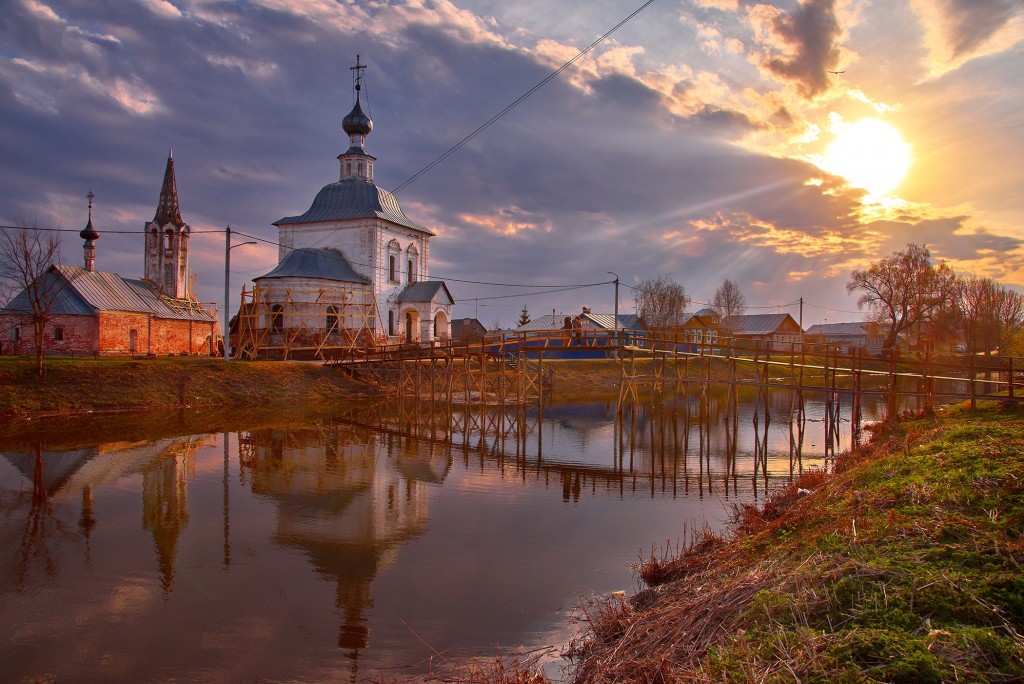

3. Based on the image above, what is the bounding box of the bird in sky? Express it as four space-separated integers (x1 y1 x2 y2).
829 70 846 74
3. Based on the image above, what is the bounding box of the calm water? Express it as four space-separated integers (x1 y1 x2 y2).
0 390 883 682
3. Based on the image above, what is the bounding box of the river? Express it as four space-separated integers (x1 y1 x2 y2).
0 389 889 682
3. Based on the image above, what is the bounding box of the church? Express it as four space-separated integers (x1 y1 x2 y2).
1 156 218 357
234 57 454 360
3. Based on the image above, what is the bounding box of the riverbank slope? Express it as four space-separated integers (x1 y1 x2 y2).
0 356 374 420
565 402 1024 683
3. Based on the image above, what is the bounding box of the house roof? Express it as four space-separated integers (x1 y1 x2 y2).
2 265 215 322
396 280 454 305
274 179 433 235
806 322 871 336
723 313 801 336
255 247 370 283
585 313 642 330
515 312 641 331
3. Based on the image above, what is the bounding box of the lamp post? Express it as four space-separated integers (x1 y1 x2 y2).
607 271 619 354
224 224 256 360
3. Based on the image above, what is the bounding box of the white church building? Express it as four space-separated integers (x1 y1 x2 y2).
235 57 453 360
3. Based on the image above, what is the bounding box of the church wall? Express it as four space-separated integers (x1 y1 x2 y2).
2 313 99 356
1 312 214 356
97 312 215 356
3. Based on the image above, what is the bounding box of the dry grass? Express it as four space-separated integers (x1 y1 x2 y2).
562 403 1024 682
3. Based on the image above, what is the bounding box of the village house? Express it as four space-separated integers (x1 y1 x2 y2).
233 57 453 360
722 313 804 352
452 317 487 343
1 158 218 357
805 321 885 355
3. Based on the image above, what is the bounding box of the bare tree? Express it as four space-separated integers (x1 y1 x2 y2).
955 275 1024 355
0 223 66 377
712 278 746 320
635 275 690 330
847 243 943 351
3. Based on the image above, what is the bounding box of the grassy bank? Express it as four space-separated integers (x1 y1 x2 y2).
564 402 1024 683
0 356 373 420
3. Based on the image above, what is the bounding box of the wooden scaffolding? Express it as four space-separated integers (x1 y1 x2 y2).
233 283 383 360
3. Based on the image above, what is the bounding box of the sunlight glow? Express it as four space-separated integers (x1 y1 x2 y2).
820 118 912 198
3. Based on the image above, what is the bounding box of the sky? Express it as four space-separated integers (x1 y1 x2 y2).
1 0 1022 329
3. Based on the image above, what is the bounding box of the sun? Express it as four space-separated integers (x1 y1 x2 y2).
820 118 912 198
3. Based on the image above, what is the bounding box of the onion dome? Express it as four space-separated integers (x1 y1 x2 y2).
80 191 100 241
342 97 373 137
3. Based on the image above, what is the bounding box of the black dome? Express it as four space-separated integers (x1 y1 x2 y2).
80 217 99 241
342 98 372 136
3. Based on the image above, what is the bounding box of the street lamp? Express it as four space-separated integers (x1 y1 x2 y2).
607 271 619 354
224 224 256 360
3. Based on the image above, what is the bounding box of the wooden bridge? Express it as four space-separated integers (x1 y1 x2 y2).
326 328 1022 410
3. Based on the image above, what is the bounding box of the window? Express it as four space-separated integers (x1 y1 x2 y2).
325 305 339 335
164 229 174 251
388 310 395 336
271 304 284 333
11 327 19 342
53 326 64 341
129 329 138 353
346 162 352 177
407 259 415 283
389 255 397 282
357 162 364 177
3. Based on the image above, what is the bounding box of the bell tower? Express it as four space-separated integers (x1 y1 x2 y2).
144 151 190 298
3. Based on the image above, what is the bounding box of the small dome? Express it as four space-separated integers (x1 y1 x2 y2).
80 217 99 242
342 98 372 136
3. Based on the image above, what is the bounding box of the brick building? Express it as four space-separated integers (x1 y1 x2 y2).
2 155 218 357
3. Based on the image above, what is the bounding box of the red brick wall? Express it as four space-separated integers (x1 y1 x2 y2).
1 312 216 356
2 314 98 356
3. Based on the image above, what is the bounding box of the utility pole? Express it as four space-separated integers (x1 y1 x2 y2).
608 271 620 355
224 225 256 360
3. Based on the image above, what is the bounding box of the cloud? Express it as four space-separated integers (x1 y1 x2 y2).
746 0 848 98
910 0 1024 78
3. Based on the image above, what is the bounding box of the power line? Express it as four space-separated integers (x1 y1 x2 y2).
392 0 656 194
231 228 608 290
0 224 224 234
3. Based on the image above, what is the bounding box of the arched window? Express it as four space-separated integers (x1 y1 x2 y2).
389 255 397 282
407 258 415 283
271 304 284 333
325 305 339 335
388 310 395 336
164 229 174 251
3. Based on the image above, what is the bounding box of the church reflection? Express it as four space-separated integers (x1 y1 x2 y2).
2 437 204 594
237 420 450 663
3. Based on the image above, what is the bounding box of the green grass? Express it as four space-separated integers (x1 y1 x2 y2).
569 402 1024 683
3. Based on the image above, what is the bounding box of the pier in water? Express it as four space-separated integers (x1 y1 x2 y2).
1 389 896 681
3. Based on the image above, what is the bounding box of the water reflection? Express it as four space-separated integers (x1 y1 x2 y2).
1 390 881 682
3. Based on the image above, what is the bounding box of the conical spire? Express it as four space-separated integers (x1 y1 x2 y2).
153 151 184 227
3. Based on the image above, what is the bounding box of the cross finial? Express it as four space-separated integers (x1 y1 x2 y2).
350 54 366 92
86 190 94 218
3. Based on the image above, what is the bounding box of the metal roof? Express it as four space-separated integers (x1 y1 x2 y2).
396 280 454 305
806 322 871 336
274 180 433 235
255 247 370 283
5 265 216 322
584 313 642 330
722 313 800 336
516 312 641 331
